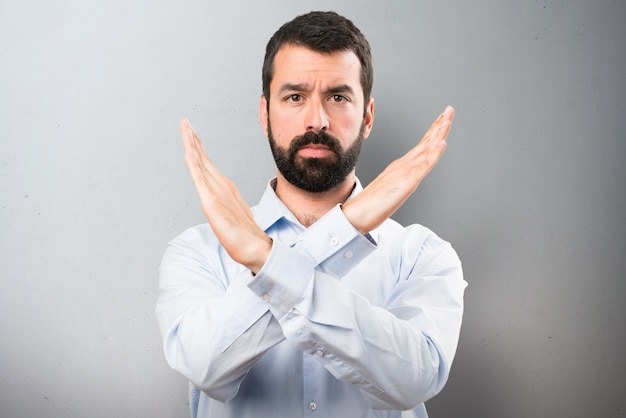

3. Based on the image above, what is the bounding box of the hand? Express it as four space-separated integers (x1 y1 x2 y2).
342 105 455 233
180 119 272 274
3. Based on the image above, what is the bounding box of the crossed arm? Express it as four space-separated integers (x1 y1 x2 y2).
159 106 460 408
180 105 455 272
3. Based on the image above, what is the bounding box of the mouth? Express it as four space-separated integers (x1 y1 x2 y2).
297 144 334 159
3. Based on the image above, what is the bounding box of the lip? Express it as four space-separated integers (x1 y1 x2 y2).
298 144 333 158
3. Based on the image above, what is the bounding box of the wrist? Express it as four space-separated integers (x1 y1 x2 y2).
340 201 368 235
247 235 273 275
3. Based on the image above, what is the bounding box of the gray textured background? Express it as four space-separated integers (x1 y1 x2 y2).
1 1 624 417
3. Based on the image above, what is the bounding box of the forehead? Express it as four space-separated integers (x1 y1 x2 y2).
271 44 363 95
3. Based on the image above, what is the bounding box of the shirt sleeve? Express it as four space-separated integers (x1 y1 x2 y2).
247 204 377 320
248 216 466 410
293 204 378 278
155 225 285 403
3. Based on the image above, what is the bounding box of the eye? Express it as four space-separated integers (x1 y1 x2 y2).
331 94 349 103
286 94 302 102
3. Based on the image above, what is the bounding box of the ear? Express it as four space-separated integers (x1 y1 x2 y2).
259 95 269 137
361 97 375 139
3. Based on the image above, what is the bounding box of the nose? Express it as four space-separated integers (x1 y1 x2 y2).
306 100 329 132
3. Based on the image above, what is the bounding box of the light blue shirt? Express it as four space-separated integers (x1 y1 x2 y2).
156 178 466 418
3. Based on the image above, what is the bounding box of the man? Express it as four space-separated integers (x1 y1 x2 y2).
156 11 466 418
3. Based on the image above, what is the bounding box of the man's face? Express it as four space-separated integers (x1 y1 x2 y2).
260 44 374 193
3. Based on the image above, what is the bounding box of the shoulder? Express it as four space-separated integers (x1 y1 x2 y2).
376 218 462 271
169 222 219 248
161 223 227 267
377 218 447 247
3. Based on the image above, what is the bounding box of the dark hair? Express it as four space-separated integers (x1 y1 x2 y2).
262 11 373 103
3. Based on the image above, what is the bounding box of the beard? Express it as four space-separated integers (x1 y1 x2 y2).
267 120 364 193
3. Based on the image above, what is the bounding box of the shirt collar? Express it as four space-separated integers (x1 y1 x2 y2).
252 177 365 232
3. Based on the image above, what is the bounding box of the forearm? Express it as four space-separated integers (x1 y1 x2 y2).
281 271 463 410
249 221 465 410
161 307 284 402
156 232 285 402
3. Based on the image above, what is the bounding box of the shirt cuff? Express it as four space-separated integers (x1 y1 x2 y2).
298 204 378 278
247 240 316 320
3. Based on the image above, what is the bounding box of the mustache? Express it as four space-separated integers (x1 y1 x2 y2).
289 130 341 154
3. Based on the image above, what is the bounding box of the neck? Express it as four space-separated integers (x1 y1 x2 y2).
274 171 356 227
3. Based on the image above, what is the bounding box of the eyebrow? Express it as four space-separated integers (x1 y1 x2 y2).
278 83 355 96
326 84 355 96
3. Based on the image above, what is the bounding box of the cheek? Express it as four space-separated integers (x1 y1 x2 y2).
334 114 363 138
269 107 302 140
269 114 297 145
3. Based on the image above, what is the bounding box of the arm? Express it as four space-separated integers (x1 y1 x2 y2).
156 226 285 402
342 105 454 233
248 210 466 410
155 120 282 401
161 106 460 407
178 105 454 270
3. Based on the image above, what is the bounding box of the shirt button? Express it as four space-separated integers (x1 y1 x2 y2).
308 402 317 411
262 293 271 302
344 250 353 259
329 236 339 246
314 349 325 357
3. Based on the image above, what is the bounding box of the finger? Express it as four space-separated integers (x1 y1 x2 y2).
429 105 454 140
428 105 455 146
180 119 204 158
421 106 454 164
180 119 217 175
442 104 455 122
181 125 204 178
438 105 454 140
180 118 198 153
403 106 453 160
179 119 212 191
180 118 199 160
